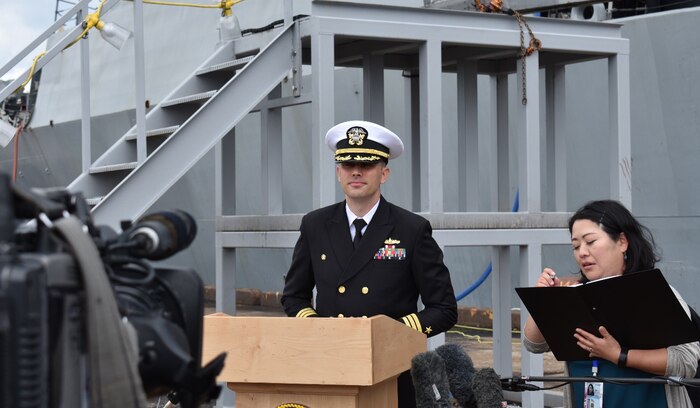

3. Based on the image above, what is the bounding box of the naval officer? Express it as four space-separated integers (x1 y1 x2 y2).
281 120 458 407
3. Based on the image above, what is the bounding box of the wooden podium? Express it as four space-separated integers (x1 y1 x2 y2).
202 314 427 408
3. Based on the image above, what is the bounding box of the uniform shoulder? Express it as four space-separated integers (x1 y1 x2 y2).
302 202 342 222
385 200 429 225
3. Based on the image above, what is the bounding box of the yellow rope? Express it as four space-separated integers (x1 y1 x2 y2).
134 0 219 9
453 324 494 332
446 329 523 346
12 0 246 95
447 323 522 345
13 51 47 94
96 0 107 16
122 0 244 10
64 0 108 49
452 323 521 335
15 0 109 94
63 24 92 49
446 330 488 343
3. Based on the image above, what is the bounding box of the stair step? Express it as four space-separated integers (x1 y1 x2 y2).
76 23 297 225
89 161 138 174
161 90 217 107
196 55 256 75
125 125 180 140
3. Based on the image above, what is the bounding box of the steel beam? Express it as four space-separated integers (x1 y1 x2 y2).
219 228 569 248
311 31 336 209
609 53 632 208
419 39 444 212
519 243 545 408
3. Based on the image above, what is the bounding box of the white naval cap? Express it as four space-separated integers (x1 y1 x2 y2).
325 120 404 163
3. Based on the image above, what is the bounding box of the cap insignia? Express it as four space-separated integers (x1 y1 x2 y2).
346 126 367 146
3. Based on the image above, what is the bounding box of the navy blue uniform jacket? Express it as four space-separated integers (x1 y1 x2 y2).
281 196 457 337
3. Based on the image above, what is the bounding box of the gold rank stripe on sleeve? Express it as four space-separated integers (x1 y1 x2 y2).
401 313 422 333
296 307 318 318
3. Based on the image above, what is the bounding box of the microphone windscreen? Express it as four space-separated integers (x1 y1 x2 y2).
129 210 197 260
435 343 477 408
472 368 504 408
410 351 452 408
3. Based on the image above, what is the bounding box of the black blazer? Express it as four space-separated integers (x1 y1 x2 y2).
282 196 457 337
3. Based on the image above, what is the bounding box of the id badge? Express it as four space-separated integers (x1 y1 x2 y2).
583 382 603 408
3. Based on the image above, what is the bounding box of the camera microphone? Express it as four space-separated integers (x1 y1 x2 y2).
472 368 505 408
124 210 197 260
410 351 453 408
435 343 477 408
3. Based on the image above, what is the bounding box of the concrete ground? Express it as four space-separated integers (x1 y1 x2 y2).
445 329 565 376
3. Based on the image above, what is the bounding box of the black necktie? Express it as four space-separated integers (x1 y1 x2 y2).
353 218 367 250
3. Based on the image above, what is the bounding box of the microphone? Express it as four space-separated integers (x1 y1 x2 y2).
123 210 197 260
501 376 540 392
435 343 477 408
472 368 505 408
410 351 452 408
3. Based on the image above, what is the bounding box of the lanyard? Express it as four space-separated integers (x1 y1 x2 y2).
585 360 603 407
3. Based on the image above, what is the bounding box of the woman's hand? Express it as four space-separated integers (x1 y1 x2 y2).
535 267 561 287
523 268 561 345
574 326 622 363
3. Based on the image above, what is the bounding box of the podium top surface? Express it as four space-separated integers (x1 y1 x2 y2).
202 314 426 385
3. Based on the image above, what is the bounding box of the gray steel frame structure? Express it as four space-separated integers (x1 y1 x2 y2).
1 1 630 406
425 0 610 13
216 2 630 407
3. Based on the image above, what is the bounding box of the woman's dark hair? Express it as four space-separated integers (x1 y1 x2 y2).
568 200 658 281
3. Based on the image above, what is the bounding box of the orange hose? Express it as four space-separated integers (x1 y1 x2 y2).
12 123 23 182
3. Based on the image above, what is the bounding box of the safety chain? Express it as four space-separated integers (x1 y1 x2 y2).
473 0 503 12
514 11 542 105
473 0 542 105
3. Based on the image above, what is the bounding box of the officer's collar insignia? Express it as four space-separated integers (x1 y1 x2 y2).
346 126 367 146
384 238 400 245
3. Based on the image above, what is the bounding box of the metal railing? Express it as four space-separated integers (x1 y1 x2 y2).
55 0 97 22
0 0 147 172
0 0 118 99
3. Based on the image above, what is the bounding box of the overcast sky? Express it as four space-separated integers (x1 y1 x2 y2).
0 0 79 81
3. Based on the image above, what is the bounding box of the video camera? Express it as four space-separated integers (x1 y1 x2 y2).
0 174 226 408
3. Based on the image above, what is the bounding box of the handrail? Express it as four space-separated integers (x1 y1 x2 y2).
0 0 90 79
0 0 121 102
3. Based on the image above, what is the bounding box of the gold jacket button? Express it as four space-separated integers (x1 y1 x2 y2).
361 286 369 295
338 314 345 318
338 285 346 294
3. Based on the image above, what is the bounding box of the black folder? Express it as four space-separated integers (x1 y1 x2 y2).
516 269 700 361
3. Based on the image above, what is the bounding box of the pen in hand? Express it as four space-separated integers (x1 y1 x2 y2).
537 268 561 287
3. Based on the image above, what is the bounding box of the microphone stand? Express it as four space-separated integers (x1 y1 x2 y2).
502 375 700 392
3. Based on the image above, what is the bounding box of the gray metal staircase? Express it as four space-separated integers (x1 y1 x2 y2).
67 23 298 229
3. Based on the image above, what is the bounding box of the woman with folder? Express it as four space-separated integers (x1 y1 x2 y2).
523 199 699 408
